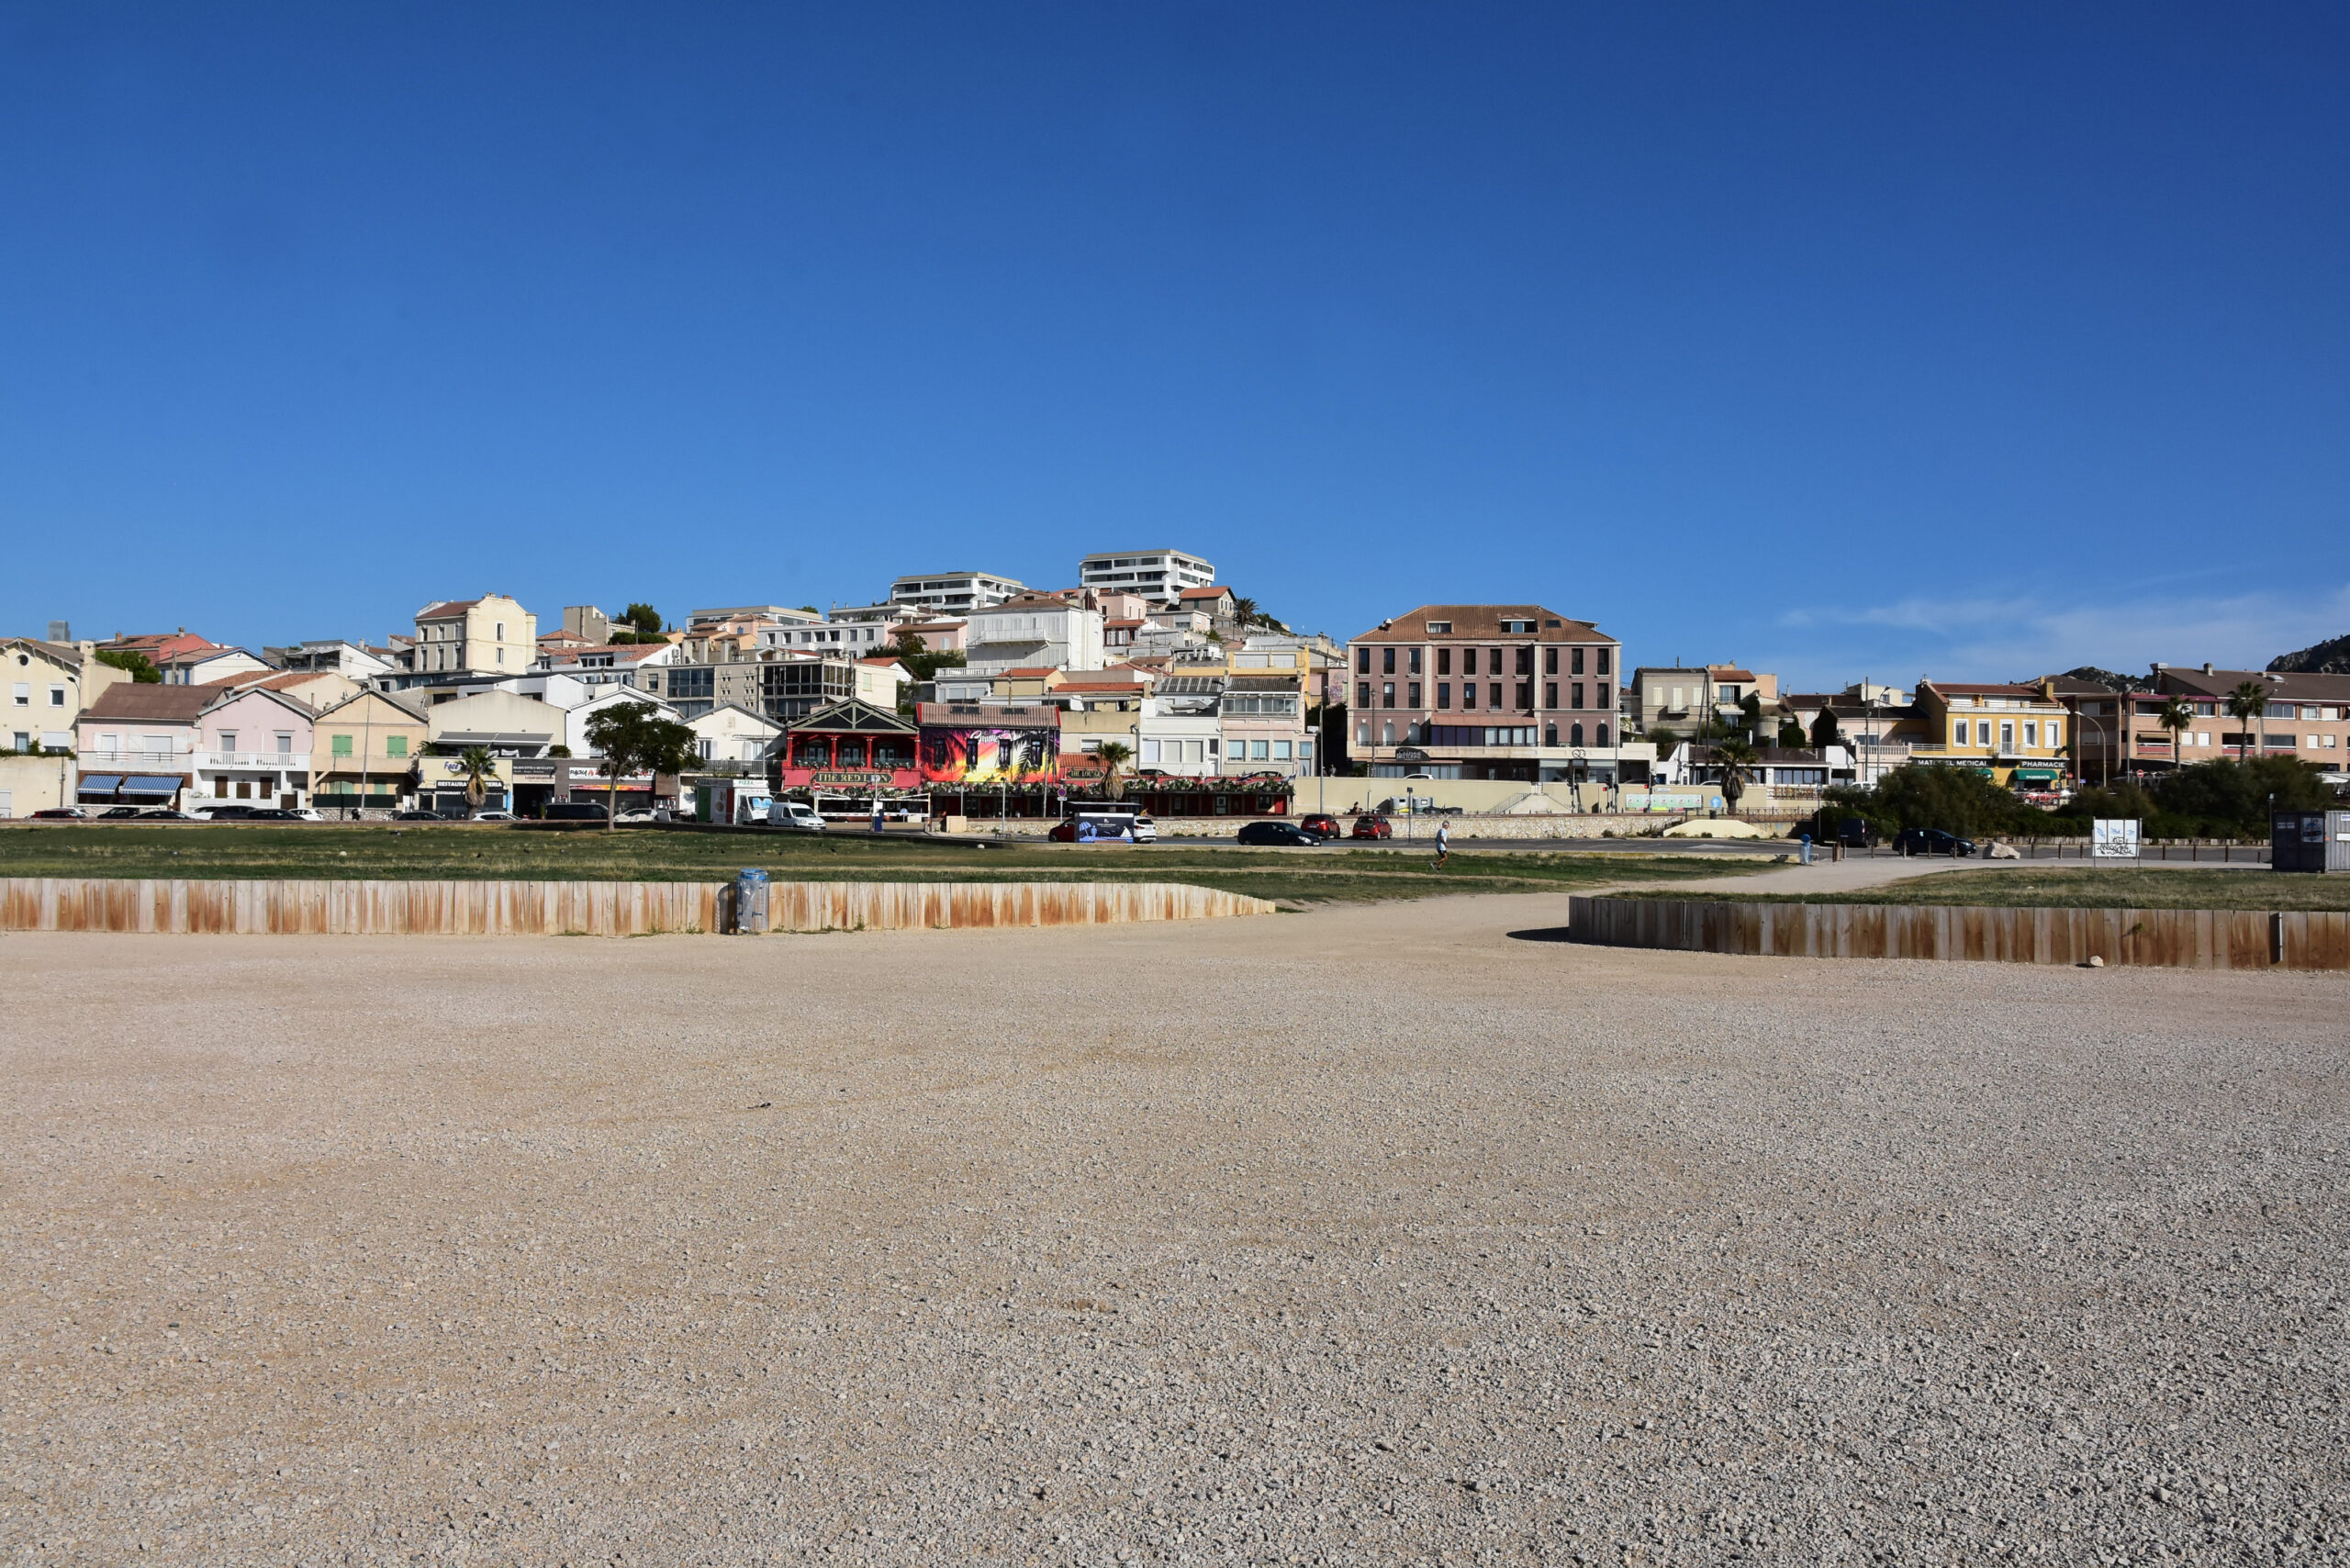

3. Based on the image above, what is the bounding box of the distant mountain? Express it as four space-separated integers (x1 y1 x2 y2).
2269 633 2350 675
2057 666 2139 693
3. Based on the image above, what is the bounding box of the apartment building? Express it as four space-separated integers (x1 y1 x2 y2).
308 689 428 812
2149 664 2350 769
1913 681 2070 786
402 595 539 679
964 594 1104 678
1078 549 1214 602
1347 605 1628 782
1628 664 1781 734
890 571 1024 614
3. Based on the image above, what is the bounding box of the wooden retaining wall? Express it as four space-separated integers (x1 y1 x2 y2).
0 879 1275 937
1565 895 2350 970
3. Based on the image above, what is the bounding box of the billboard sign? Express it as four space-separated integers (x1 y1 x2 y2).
2090 818 2141 859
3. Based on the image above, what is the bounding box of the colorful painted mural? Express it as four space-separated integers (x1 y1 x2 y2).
919 726 1062 785
776 727 922 793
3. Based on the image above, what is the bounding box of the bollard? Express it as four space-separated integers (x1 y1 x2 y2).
736 868 770 935
1798 834 1813 866
2269 912 2285 967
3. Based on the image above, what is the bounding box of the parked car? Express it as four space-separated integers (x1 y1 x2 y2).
1895 827 1975 857
539 801 608 821
1298 812 1341 840
196 804 260 820
612 808 656 823
1049 809 1157 844
95 805 147 819
1349 813 1393 840
1825 816 1878 848
1237 821 1324 847
470 810 516 823
137 809 197 821
29 807 86 820
390 809 442 822
241 808 309 822
767 800 826 833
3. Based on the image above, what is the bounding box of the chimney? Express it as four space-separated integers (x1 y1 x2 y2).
2202 662 2213 676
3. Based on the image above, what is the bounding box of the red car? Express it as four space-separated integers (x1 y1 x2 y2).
1349 813 1393 840
1298 812 1341 840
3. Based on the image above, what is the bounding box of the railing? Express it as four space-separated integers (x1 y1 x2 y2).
196 752 311 769
82 750 183 770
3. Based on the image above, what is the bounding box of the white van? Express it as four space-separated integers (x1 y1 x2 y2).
767 800 827 833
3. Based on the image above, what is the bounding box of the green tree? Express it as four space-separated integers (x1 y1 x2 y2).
1808 708 1842 748
95 648 161 683
621 602 663 637
886 630 968 684
2153 756 2332 837
1738 691 1763 740
2224 679 2269 761
1094 740 1135 801
456 746 500 812
581 700 700 830
1776 719 1807 747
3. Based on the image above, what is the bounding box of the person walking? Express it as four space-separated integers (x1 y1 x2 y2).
1431 818 1451 870
870 800 886 835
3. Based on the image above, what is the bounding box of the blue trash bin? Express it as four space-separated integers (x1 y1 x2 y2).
735 868 770 934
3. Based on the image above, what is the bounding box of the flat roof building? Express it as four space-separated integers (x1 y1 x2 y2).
889 572 1024 615
1078 550 1214 602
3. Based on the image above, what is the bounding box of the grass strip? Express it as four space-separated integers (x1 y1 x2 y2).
0 823 1774 906
1624 866 2350 913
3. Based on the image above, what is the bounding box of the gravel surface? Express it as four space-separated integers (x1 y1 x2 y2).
4 899 2346 1565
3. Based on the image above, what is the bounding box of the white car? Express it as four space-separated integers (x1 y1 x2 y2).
613 808 656 823
470 810 517 823
767 801 826 833
284 807 325 823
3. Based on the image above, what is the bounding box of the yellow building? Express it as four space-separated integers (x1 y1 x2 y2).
309 689 430 812
410 594 539 677
1915 681 2070 787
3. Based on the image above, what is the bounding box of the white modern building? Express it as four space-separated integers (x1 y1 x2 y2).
1079 549 1214 602
889 571 1025 614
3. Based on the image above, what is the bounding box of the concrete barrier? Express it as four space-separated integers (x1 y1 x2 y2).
1564 895 2350 970
0 878 1277 937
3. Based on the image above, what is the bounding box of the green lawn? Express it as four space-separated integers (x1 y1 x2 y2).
1643 866 2350 913
0 823 1771 906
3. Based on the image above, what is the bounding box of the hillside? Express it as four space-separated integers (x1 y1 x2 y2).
2269 633 2350 675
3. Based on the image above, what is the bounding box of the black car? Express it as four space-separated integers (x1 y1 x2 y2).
95 805 146 819
1825 815 1878 848
137 809 196 821
1895 827 1975 857
200 804 259 820
390 809 443 822
540 801 609 821
241 808 305 821
1237 821 1323 847
29 807 85 820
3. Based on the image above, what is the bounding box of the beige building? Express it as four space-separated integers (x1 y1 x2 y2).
5 638 130 753
309 689 429 812
2149 664 2350 771
410 594 538 677
424 689 565 756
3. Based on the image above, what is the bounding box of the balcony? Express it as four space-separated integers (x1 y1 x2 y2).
81 750 184 771
196 751 312 770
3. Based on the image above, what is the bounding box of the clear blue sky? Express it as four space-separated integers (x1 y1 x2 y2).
5 3 2345 687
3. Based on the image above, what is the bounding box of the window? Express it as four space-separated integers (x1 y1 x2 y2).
1358 682 1371 709
1514 680 1531 710
1487 682 1502 710
1381 722 1394 745
1571 682 1585 711
1408 648 1422 676
1953 721 1968 747
1569 722 1584 746
1544 647 1558 676
1595 722 1610 746
2023 720 2038 747
1436 648 1450 677
1545 723 1557 745
331 734 353 757
1500 619 1535 634
9 683 24 706
386 735 408 757
1382 682 1395 709
1272 741 1291 760
1382 648 1395 675
1487 648 1504 677
1515 647 1533 677
1251 740 1270 760
1407 682 1422 708
1140 739 1161 763
1572 647 1585 676
48 686 64 707
1426 622 1450 635
1977 720 1993 746
1357 722 1371 745
1544 682 1557 709
1999 721 2015 751
218 731 238 753
2266 701 2295 719
1595 647 1610 676
1437 682 1451 710
1357 647 1371 674
495 622 506 640
2301 705 2322 721
2193 700 2214 716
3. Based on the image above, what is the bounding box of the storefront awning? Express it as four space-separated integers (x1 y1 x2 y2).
119 776 185 797
2010 767 2059 781
75 775 124 799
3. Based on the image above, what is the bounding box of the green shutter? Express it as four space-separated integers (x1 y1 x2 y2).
386 735 408 757
330 734 353 757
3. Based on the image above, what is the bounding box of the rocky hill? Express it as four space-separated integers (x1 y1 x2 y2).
2269 633 2350 675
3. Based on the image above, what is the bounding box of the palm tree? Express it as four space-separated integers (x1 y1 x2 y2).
1094 740 1134 801
2225 679 2269 762
2157 698 2193 771
457 746 499 812
1713 736 1758 813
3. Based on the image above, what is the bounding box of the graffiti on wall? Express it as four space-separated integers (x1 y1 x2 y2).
920 727 1061 785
